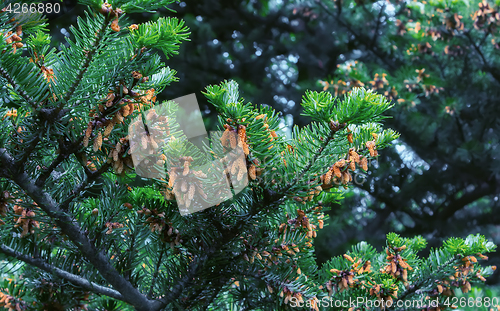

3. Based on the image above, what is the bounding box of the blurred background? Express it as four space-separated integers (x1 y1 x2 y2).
46 0 500 291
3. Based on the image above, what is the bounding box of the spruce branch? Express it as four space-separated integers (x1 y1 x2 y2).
36 74 138 189
35 136 84 187
148 244 165 299
394 255 460 309
123 230 138 282
159 185 287 308
35 152 67 186
0 148 161 311
13 133 41 168
56 15 113 115
0 66 38 108
160 253 208 305
284 122 343 192
0 243 124 300
461 28 500 83
370 3 386 49
437 182 496 221
463 30 489 70
59 162 111 212
200 276 226 310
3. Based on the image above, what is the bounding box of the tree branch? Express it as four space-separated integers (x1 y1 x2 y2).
370 4 386 50
14 135 41 168
148 245 165 299
0 243 124 300
0 148 162 311
59 161 111 211
464 30 488 67
436 181 496 221
463 30 500 84
35 136 83 187
159 179 287 308
315 0 398 71
284 122 345 192
55 16 112 115
0 66 38 108
394 255 459 309
160 253 208 304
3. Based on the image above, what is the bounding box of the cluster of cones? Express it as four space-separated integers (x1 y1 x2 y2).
220 121 262 182
84 72 157 174
383 245 412 285
99 3 124 32
13 201 39 237
2 23 23 53
163 157 208 209
320 149 368 190
106 138 133 174
137 206 182 247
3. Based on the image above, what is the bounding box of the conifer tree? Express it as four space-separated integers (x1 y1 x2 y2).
0 1 497 310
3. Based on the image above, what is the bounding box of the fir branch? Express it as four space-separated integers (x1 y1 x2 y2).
478 26 491 47
203 290 222 310
14 103 73 170
35 136 84 187
462 29 500 83
463 30 489 69
0 148 161 311
159 189 285 308
92 208 122 251
0 66 37 108
35 152 67 187
160 253 208 304
148 244 165 299
0 243 124 300
123 229 138 282
284 123 342 192
392 255 459 309
59 162 111 212
437 182 496 221
200 278 226 310
13 134 41 168
56 14 112 115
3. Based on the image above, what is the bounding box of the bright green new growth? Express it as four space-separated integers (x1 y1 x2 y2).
130 17 190 58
